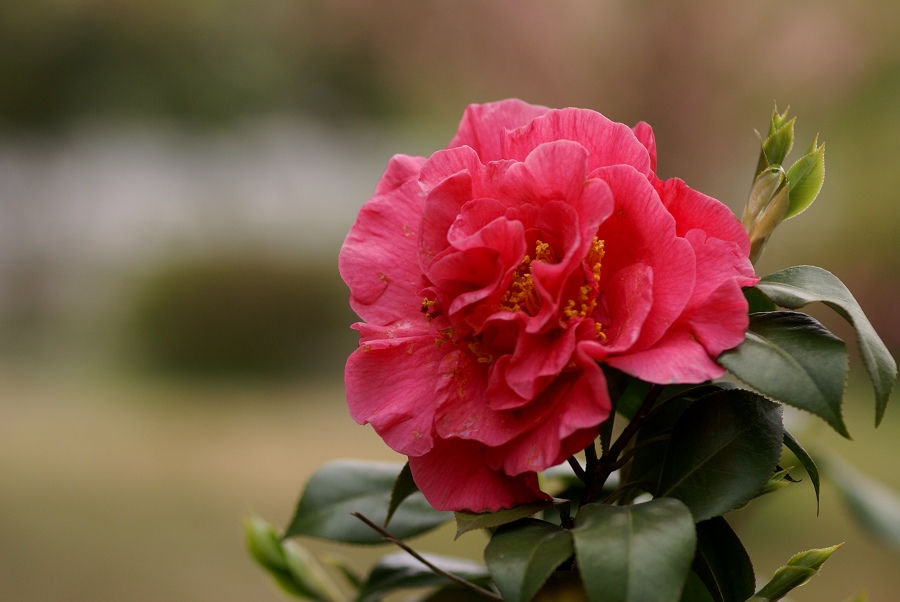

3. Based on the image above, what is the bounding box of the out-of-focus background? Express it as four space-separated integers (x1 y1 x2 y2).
1 1 898 600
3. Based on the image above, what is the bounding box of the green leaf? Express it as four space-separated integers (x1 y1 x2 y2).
572 498 696 602
743 166 785 232
744 286 777 313
754 467 797 498
625 385 724 499
244 516 341 601
656 389 783 521
750 545 842 601
820 453 900 551
320 553 363 590
718 311 850 437
285 461 451 544
760 117 796 173
455 501 555 538
692 517 756 602
755 265 897 425
484 518 574 602
782 429 820 512
784 138 825 219
680 572 716 602
354 552 490 602
386 462 418 527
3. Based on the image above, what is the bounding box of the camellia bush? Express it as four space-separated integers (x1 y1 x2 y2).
247 100 898 601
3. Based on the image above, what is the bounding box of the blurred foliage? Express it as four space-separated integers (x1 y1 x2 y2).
130 254 357 380
0 0 401 128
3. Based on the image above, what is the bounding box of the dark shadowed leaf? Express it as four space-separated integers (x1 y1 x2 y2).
755 265 897 425
744 286 777 313
680 572 716 602
455 500 556 538
625 384 724 499
386 462 418 527
692 517 755 602
718 311 849 437
285 461 451 544
484 518 574 602
355 552 491 602
782 429 820 512
572 498 696 602
656 389 783 522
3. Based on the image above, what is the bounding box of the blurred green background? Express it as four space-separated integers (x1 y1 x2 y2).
0 1 898 600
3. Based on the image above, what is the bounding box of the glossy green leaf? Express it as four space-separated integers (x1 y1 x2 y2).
656 389 783 521
244 516 341 601
625 385 723 499
484 518 574 602
680 572 716 602
692 517 755 602
764 119 795 167
386 462 418 527
718 311 850 437
784 138 825 219
455 500 555 538
355 552 491 602
572 498 696 602
755 265 897 425
750 545 842 601
782 429 820 512
820 453 900 550
285 461 451 544
744 286 777 313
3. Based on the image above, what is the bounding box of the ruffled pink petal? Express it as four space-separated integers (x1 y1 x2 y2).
408 437 548 512
419 170 474 267
632 122 658 173
488 350 610 475
433 350 524 446
345 333 446 457
503 108 652 176
374 154 427 195
680 279 750 357
656 177 755 260
594 165 695 350
447 99 551 163
503 326 579 401
520 140 590 202
606 326 726 384
339 156 428 327
589 262 654 357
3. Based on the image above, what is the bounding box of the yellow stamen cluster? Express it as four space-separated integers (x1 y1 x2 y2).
499 239 554 315
563 236 607 340
468 341 493 364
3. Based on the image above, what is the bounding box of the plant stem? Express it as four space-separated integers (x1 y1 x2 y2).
581 385 665 506
567 456 587 482
352 512 502 601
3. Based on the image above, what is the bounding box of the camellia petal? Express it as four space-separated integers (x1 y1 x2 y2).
408 437 549 513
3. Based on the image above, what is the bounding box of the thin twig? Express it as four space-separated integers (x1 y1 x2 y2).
352 512 502 601
567 456 587 482
581 385 665 506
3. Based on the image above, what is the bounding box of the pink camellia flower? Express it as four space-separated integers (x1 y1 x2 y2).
339 99 757 512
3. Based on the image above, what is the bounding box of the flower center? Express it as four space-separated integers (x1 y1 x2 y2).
563 236 606 340
498 240 555 315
